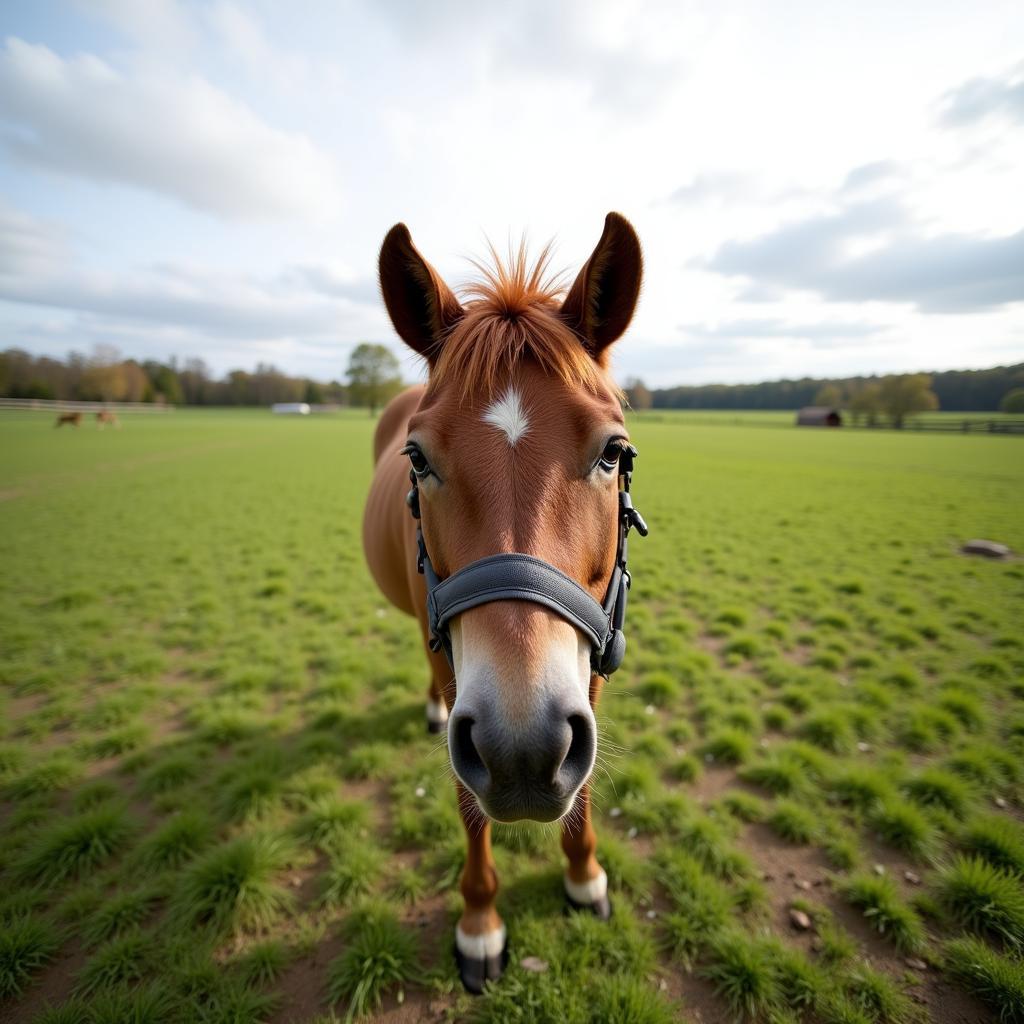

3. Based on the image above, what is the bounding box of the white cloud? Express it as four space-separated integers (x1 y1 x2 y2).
0 201 388 376
939 61 1024 127
0 37 343 221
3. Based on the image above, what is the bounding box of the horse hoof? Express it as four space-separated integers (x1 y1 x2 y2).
565 890 612 921
455 940 508 994
426 719 446 734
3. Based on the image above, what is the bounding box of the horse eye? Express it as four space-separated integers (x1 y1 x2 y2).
402 444 431 477
598 440 624 472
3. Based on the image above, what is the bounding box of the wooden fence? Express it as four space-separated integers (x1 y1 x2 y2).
873 419 1024 435
0 398 175 413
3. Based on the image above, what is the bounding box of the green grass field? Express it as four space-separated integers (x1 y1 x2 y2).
1 408 1023 1024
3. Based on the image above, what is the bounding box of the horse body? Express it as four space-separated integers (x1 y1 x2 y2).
362 214 643 992
96 410 119 428
55 412 81 428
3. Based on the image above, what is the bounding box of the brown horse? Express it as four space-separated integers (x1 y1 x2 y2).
55 412 82 428
96 409 120 428
363 213 643 991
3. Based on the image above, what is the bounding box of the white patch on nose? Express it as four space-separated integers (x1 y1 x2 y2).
482 388 529 446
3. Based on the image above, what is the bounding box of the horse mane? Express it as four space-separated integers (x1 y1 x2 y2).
428 240 612 403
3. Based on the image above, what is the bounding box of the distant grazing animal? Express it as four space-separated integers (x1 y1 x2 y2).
55 412 82 428
363 213 648 992
96 409 120 428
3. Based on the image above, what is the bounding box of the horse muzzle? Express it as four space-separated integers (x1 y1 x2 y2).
448 698 596 822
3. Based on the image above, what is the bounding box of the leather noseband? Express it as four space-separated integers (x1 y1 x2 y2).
406 445 647 677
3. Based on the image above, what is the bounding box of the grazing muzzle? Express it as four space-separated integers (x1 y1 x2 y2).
406 446 648 677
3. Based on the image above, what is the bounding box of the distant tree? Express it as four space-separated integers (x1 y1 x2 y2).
346 343 402 415
878 374 939 428
178 358 212 405
848 382 883 426
814 383 843 407
304 380 324 405
999 388 1024 414
624 377 653 411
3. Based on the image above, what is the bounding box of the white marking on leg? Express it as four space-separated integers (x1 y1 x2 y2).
426 698 448 725
483 388 529 446
564 867 608 905
455 923 507 960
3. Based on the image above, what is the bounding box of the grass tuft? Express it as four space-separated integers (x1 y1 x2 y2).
0 914 61 999
838 873 925 952
16 803 134 885
172 834 294 935
766 799 820 844
320 835 384 906
238 938 291 987
701 932 780 1019
933 856 1024 947
75 929 152 994
326 903 419 1020
868 797 936 858
902 768 973 818
960 815 1024 876
81 887 161 946
131 809 214 871
296 796 370 851
944 935 1024 1022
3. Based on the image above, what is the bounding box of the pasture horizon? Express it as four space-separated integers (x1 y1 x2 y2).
2 407 1023 1022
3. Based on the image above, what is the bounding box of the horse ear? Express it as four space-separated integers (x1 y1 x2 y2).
560 212 642 360
379 223 464 360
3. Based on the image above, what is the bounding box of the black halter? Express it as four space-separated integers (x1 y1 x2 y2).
406 445 647 677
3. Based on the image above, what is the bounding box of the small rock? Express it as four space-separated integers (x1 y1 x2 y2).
704 753 715 764
645 704 656 715
610 807 623 818
627 826 639 839
415 786 426 798
646 909 658 920
904 870 921 885
905 957 928 971
789 908 812 931
995 796 1009 809
375 607 387 617
290 875 302 887
520 956 548 973
659 978 668 992
873 863 886 876
857 741 872 753
794 879 812 891
961 539 1011 560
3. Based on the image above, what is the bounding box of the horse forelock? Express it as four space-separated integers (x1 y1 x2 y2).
424 241 619 406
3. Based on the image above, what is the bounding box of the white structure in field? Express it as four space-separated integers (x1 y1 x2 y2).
271 403 311 415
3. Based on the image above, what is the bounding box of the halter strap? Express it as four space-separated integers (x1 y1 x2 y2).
407 445 647 677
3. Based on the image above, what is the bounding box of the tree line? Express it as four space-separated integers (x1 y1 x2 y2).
5 343 1022 418
0 343 405 410
628 361 1024 416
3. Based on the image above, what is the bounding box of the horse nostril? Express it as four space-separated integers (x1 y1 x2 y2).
556 713 596 793
449 714 489 794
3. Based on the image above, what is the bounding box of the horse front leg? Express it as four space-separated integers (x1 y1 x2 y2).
454 782 507 993
561 784 611 918
421 628 452 734
562 674 611 918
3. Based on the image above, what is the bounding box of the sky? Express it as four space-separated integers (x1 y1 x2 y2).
0 0 1021 388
